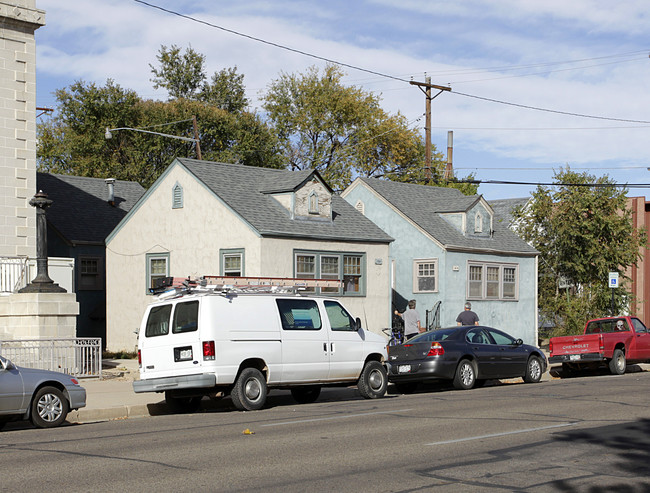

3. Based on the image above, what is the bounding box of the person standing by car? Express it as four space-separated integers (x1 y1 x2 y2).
456 302 479 326
394 300 422 339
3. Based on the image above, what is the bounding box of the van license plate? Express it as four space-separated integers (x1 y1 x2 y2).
180 349 192 360
569 354 580 361
398 365 411 373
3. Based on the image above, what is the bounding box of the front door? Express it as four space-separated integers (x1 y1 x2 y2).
324 300 365 381
277 298 329 383
485 328 528 377
0 357 25 413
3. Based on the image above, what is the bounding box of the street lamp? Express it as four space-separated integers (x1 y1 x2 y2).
105 116 202 159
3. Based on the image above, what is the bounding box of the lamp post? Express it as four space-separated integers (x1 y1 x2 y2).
105 115 202 159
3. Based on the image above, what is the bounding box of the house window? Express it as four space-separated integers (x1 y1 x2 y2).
413 259 437 293
172 183 183 209
474 212 483 233
294 250 365 296
220 249 244 277
467 262 518 301
308 191 319 214
146 253 169 294
78 256 103 291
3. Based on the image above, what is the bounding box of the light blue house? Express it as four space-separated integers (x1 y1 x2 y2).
342 178 539 344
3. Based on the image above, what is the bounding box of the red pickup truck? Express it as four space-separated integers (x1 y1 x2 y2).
548 316 650 375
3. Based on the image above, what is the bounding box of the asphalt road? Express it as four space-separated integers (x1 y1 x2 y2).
2 372 650 493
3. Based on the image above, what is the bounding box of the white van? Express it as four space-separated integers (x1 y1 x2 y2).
133 277 388 411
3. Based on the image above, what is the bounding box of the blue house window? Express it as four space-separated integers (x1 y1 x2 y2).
467 262 518 301
172 183 183 209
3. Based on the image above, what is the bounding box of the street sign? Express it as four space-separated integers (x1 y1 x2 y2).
608 272 619 289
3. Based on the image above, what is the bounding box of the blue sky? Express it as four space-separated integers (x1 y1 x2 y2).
35 0 650 200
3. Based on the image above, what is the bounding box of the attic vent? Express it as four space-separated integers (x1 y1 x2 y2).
172 183 183 209
355 200 365 215
474 212 483 233
308 191 319 214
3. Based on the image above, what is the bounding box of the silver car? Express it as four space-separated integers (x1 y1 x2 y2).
0 354 86 429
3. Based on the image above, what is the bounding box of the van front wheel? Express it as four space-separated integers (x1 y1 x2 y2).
231 368 267 411
358 361 387 399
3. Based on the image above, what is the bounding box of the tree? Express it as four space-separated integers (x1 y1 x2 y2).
150 45 249 112
513 167 646 335
262 64 476 192
150 45 206 100
38 80 282 187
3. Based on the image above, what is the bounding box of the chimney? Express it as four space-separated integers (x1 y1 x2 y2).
105 178 115 206
444 131 453 181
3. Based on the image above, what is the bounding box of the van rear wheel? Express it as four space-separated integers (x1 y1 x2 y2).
231 368 267 411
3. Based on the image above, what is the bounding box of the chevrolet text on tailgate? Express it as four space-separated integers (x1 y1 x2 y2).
548 316 650 375
133 276 389 412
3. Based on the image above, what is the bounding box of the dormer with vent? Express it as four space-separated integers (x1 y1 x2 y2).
438 196 494 237
264 170 333 222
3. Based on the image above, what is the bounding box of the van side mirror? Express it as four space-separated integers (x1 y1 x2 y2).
355 317 363 331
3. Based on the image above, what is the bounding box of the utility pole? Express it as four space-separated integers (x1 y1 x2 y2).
192 114 202 160
409 78 451 182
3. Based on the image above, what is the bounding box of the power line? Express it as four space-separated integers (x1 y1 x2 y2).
461 179 650 189
132 0 650 126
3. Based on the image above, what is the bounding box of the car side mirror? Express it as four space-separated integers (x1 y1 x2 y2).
355 317 363 331
513 338 523 346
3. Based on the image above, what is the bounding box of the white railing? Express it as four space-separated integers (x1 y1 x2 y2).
0 338 102 378
0 256 75 293
0 256 29 293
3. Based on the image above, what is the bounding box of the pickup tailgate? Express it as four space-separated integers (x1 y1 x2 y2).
549 334 603 363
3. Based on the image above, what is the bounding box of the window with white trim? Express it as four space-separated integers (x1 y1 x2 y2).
146 253 169 294
413 259 437 293
467 262 518 300
294 250 365 296
220 248 244 277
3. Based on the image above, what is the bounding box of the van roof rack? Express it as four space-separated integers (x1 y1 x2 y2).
151 275 342 298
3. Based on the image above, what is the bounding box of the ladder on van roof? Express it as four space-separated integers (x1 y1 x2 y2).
151 275 343 297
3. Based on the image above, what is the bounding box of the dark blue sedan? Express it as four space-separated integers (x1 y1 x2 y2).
387 326 547 392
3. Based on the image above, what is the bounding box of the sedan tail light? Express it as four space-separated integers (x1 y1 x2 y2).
427 342 444 357
203 340 216 360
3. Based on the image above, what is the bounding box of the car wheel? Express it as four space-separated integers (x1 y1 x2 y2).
524 355 543 383
291 386 321 404
30 386 69 428
231 368 267 411
608 348 626 375
394 382 419 394
358 361 388 399
165 391 202 413
453 359 476 390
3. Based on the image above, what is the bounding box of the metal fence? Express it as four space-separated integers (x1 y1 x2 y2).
0 338 102 378
0 256 29 293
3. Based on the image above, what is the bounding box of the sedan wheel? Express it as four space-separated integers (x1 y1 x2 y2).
30 386 69 428
453 360 476 390
524 356 543 383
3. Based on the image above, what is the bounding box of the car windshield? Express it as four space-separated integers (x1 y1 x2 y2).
407 328 456 343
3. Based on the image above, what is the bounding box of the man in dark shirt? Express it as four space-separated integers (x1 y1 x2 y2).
456 302 479 326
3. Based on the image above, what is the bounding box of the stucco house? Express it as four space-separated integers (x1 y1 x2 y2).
105 158 393 352
342 178 539 344
36 172 145 345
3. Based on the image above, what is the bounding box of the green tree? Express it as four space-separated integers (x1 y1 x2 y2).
201 67 249 113
262 64 476 192
38 80 282 187
513 167 646 335
150 45 206 100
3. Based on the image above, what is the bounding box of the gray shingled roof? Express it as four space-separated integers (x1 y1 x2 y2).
489 197 530 227
358 177 537 255
37 173 145 244
177 159 393 243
